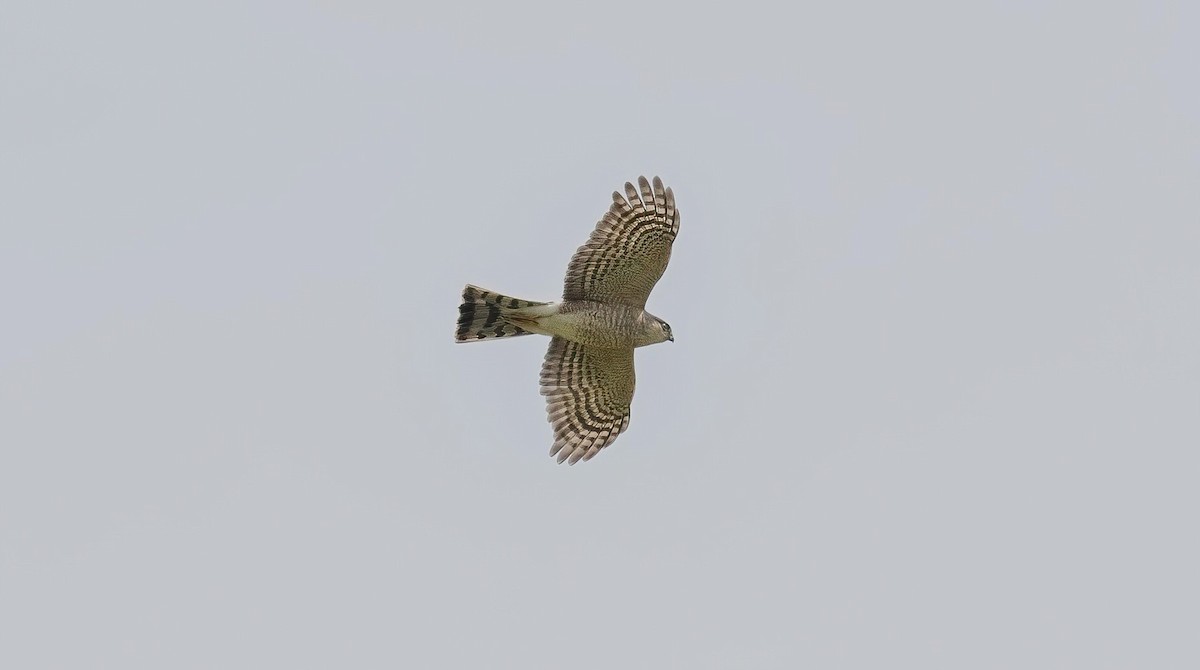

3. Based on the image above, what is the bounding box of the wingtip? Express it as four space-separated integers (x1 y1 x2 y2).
624 181 640 204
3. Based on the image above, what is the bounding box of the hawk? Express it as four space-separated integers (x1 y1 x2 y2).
455 176 679 464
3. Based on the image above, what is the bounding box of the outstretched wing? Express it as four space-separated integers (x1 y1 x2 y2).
540 337 635 464
563 176 680 307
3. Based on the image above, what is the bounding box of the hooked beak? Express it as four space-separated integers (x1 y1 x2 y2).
668 334 674 342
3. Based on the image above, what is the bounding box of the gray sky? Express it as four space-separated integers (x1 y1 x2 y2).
2 1 1197 668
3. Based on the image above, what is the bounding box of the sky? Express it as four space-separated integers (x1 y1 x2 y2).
2 1 1198 668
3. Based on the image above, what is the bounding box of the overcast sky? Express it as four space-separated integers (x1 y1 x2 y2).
2 1 1197 668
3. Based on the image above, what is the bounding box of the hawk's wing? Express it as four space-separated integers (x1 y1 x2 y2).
540 337 634 464
562 176 680 307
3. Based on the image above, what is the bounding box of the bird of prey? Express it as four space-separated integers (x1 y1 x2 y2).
455 176 679 464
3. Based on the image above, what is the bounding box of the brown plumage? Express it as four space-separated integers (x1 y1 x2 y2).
455 176 679 464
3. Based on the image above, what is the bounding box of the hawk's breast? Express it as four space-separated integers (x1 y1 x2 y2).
540 301 645 348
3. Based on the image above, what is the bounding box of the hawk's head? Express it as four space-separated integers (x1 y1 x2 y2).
656 318 674 343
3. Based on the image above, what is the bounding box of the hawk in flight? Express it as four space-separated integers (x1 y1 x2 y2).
455 176 679 464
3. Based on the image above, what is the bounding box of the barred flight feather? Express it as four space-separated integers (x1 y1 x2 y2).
455 284 548 342
562 176 679 308
540 336 634 464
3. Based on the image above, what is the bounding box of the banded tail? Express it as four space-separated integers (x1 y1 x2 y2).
455 285 548 342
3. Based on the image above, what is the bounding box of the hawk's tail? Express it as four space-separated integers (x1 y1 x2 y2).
455 285 548 342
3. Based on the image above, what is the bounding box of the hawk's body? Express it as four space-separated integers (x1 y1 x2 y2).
455 176 680 465
503 300 666 349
